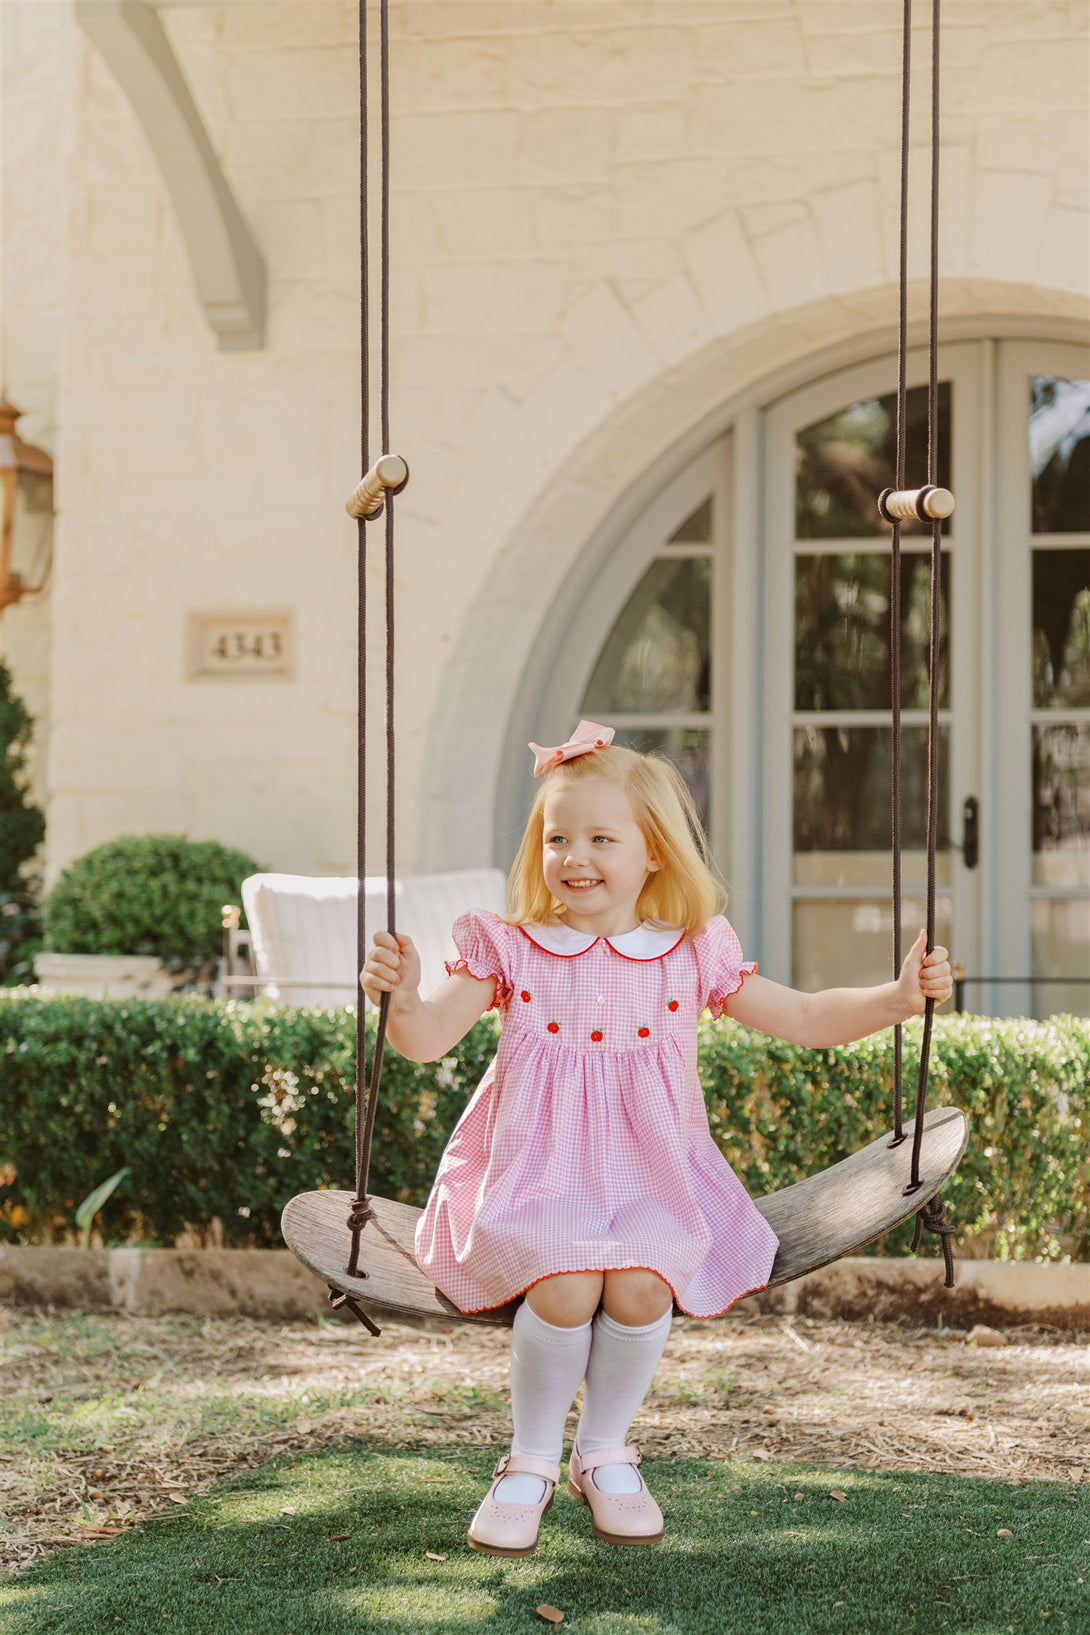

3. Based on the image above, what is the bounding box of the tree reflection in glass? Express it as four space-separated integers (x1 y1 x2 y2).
796 382 951 539
795 553 950 711
1030 377 1090 534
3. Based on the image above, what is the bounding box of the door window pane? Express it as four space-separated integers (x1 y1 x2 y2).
1030 899 1090 1019
1030 377 1090 534
1032 722 1089 888
583 556 711 714
794 725 949 858
1032 549 1090 708
796 382 951 540
669 497 712 543
794 897 952 993
795 552 950 711
610 726 710 831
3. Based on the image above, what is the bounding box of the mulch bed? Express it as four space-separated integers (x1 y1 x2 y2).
2 1306 1086 1573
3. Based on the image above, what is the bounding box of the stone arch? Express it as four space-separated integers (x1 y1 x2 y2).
415 279 1088 872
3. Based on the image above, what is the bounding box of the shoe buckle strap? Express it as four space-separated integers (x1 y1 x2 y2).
577 1444 641 1474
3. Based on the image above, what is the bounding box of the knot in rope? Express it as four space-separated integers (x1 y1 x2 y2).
346 1197 377 1232
911 1192 957 1288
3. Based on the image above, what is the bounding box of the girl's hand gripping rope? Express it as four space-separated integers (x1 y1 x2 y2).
361 930 421 1006
897 928 953 1016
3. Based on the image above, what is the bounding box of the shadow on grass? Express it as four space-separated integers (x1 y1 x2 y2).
2 1446 1086 1635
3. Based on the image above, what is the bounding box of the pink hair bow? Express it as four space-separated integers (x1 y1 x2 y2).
529 719 616 778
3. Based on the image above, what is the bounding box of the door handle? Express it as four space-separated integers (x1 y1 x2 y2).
962 795 979 870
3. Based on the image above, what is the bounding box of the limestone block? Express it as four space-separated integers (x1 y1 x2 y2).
505 29 626 108
683 209 770 335
568 239 684 301
521 359 615 450
1035 207 1090 295
1056 112 1090 209
420 261 566 335
252 197 326 279
748 206 829 312
517 108 612 186
536 186 617 246
397 112 520 188
559 282 659 401
408 34 511 112
221 0 351 51
954 38 1088 116
615 157 734 243
390 193 445 261
692 17 807 80
803 27 901 77
812 180 887 295
225 117 314 173
307 119 363 198
432 188 538 256
88 186 162 256
453 386 554 490
632 273 713 368
975 112 1070 176
266 283 360 353
971 170 1054 285
796 1 903 32
614 105 688 164
227 49 355 124
691 79 894 157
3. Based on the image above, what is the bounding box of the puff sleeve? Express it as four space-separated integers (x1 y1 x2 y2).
445 909 514 1013
695 915 759 1019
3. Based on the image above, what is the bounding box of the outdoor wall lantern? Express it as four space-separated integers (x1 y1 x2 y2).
0 396 54 613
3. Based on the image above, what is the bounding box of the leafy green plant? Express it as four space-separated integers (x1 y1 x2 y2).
0 661 45 985
74 1165 130 1248
0 992 1084 1262
43 835 263 971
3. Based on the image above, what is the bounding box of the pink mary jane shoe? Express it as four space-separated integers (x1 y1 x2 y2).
467 1453 560 1557
567 1445 664 1546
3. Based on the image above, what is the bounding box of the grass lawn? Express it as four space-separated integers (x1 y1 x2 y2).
2 1446 1086 1635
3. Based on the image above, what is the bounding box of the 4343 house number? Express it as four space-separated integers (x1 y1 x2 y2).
187 613 293 680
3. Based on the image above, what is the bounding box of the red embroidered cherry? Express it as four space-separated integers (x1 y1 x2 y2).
520 990 532 1002
547 1021 560 1034
591 1029 603 1042
638 1026 650 1038
667 1000 679 1012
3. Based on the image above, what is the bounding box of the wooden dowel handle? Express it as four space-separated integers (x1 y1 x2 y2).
878 485 955 523
345 453 409 520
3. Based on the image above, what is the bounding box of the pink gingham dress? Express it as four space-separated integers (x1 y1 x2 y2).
413 910 779 1318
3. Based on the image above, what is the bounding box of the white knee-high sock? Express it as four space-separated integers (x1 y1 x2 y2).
495 1302 592 1503
575 1308 672 1494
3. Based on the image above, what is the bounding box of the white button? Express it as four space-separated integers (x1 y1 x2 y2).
596 994 606 1004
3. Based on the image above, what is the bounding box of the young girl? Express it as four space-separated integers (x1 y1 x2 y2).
361 721 952 1558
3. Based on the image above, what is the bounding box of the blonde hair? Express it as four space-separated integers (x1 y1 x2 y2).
507 744 725 937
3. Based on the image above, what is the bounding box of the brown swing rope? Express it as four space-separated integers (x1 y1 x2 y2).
328 0 396 1337
331 0 957 1326
886 0 956 1286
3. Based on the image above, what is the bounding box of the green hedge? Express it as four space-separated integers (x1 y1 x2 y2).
0 991 1085 1262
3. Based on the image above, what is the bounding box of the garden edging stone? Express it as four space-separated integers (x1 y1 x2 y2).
0 1248 1085 1330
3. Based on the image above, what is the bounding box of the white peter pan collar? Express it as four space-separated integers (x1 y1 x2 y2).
519 920 685 961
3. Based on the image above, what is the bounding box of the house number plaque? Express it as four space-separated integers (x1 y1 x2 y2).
187 612 293 680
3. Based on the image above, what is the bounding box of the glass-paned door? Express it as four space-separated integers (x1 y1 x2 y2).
766 340 1088 1013
764 345 981 994
997 345 1089 1017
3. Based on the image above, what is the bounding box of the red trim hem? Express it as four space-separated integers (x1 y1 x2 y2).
706 961 758 1020
441 1263 771 1321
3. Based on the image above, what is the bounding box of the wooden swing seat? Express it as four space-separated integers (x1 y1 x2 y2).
281 1104 968 1330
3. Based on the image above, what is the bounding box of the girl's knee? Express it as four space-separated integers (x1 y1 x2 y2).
525 1270 603 1327
601 1269 674 1326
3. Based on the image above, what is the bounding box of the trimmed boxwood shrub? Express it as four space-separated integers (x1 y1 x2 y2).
44 835 263 970
0 991 1085 1262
